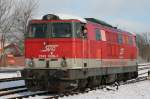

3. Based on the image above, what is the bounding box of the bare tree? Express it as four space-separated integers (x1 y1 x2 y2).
0 0 38 66
0 0 16 66
136 33 150 62
0 0 15 33
14 0 38 37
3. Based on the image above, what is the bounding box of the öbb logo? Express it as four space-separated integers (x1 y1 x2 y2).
42 44 59 52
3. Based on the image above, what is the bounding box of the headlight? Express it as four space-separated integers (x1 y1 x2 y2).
28 61 33 67
61 57 67 67
26 58 34 67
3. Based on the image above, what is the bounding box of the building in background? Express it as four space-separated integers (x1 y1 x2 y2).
0 34 24 67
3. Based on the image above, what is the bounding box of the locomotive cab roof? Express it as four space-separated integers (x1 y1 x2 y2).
42 13 87 23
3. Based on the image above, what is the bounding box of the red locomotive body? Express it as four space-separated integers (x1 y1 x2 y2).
22 14 138 92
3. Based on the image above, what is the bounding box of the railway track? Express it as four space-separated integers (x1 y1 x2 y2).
0 77 148 99
7 91 49 99
0 63 149 99
40 64 150 99
0 85 25 92
0 77 24 82
43 76 149 99
1 79 143 99
121 76 148 85
0 87 27 97
0 84 50 99
138 67 150 71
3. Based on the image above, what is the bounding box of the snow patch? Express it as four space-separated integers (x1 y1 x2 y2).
60 80 150 99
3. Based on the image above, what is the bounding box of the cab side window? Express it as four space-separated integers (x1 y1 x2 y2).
129 36 133 45
75 23 82 38
118 34 123 44
95 29 101 41
75 23 88 39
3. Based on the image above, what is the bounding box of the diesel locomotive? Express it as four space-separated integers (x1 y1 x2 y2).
21 14 138 92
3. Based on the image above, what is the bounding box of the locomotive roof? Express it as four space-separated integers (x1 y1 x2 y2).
36 14 134 35
85 18 114 28
85 18 133 35
49 13 87 23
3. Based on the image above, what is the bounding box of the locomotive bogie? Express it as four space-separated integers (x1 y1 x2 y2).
22 67 138 92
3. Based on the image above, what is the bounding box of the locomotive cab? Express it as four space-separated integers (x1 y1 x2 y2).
25 14 88 69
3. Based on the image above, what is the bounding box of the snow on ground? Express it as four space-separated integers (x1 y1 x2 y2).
0 91 48 99
138 69 149 77
0 71 24 89
138 63 150 66
60 80 150 99
1 80 150 99
138 66 150 77
0 80 25 89
0 71 21 79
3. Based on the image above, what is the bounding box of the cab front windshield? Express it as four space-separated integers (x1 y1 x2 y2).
27 22 73 38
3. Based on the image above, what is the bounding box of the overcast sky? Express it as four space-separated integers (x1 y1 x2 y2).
37 0 150 33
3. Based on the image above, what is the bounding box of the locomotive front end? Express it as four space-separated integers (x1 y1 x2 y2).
21 14 86 92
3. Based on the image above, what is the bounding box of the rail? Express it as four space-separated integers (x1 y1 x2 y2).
138 63 150 77
0 77 24 82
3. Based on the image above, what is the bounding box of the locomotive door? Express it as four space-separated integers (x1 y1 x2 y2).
82 37 88 68
81 27 89 69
